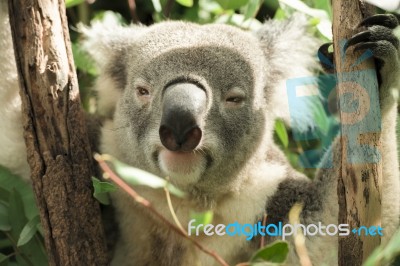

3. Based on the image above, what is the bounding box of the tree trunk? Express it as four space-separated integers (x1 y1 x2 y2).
332 1 382 265
8 0 108 265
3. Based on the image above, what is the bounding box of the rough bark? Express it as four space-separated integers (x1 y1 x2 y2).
8 0 108 265
332 1 382 265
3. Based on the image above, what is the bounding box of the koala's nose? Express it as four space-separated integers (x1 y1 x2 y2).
159 83 206 152
159 124 202 152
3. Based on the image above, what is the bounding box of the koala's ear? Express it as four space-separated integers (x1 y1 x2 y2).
79 20 146 70
256 14 321 131
79 21 147 117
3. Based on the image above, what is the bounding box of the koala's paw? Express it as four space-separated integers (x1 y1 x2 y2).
346 14 400 89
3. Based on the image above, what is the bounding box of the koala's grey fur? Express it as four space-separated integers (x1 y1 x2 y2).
1 2 399 265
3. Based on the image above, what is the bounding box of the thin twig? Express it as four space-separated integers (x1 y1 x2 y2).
163 0 174 18
235 263 250 266
127 0 139 23
164 178 186 234
4 232 34 266
260 212 267 248
288 203 312 266
94 154 229 266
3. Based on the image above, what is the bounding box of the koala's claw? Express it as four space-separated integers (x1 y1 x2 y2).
346 27 399 53
345 31 372 51
318 43 334 73
344 14 400 89
352 41 378 53
358 14 399 29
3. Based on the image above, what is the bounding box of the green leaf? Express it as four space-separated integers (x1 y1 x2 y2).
0 188 9 202
72 43 98 76
92 177 117 205
277 0 332 39
111 159 186 198
363 228 400 266
313 0 332 19
0 202 10 231
0 238 12 249
250 240 289 263
92 10 127 25
273 8 286 20
36 223 44 237
65 0 84 8
152 0 162 13
274 120 289 148
215 0 249 10
189 211 213 233
176 0 193 7
0 253 8 263
251 262 281 266
3 188 48 266
312 101 330 136
17 215 41 247
243 0 262 20
0 165 39 219
8 189 27 240
214 13 262 30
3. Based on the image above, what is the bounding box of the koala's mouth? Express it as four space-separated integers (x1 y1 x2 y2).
153 149 213 183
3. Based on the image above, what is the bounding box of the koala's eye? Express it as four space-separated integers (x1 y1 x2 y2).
224 88 246 107
136 87 150 97
226 96 244 103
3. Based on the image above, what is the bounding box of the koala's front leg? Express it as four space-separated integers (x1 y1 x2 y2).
344 14 400 243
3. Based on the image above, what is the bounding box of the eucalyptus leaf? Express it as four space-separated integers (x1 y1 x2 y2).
0 202 10 231
111 159 185 198
8 189 27 239
0 166 38 219
243 0 262 20
176 0 193 7
215 0 249 10
274 120 289 148
17 215 41 247
363 228 400 266
189 210 213 233
215 13 262 30
152 0 162 13
312 101 330 136
250 240 289 263
0 188 9 202
65 0 84 8
92 177 117 205
72 43 98 76
0 253 8 263
277 0 332 39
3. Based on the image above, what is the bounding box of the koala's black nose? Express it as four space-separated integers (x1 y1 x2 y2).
159 124 202 152
159 83 206 152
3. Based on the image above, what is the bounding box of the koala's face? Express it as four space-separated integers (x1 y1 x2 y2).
108 22 272 191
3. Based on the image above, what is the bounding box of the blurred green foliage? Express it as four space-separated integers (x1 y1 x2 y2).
0 167 47 266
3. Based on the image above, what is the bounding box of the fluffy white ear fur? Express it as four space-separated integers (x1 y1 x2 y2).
79 18 146 117
79 16 145 70
256 14 322 132
0 1 30 179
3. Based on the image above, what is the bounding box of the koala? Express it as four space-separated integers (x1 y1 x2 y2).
1 0 399 264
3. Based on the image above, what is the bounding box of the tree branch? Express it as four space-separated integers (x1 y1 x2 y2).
8 0 108 265
332 0 382 264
